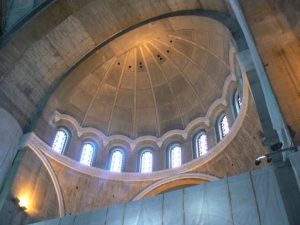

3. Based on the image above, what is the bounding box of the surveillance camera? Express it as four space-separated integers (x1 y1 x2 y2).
271 142 283 151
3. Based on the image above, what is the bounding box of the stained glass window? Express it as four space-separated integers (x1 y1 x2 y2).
195 131 208 157
110 149 124 172
52 128 68 154
234 90 242 116
79 142 95 166
169 144 182 168
237 95 242 108
219 114 230 139
140 150 153 173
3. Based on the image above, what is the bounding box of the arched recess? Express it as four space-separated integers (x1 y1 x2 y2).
132 173 219 201
10 147 62 219
22 135 65 217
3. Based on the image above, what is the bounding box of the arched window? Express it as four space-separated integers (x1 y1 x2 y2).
109 148 124 172
218 114 230 140
233 90 242 116
168 143 182 169
195 131 208 158
52 128 69 154
139 149 153 173
79 142 95 166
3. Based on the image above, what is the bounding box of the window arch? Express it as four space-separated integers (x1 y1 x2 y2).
139 149 153 173
233 89 242 117
168 143 182 169
194 131 208 158
79 142 95 166
52 128 69 154
217 113 230 140
109 148 125 172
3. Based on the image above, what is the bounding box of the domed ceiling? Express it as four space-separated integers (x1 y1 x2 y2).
49 16 232 138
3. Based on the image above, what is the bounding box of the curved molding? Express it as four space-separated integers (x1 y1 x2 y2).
132 173 219 201
20 134 65 217
22 69 249 182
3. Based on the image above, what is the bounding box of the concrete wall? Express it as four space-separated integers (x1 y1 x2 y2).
3 0 48 32
0 149 59 225
272 0 300 39
0 107 22 190
0 108 23 224
239 0 300 144
30 167 290 225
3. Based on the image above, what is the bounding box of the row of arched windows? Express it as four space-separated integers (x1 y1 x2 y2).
51 90 242 173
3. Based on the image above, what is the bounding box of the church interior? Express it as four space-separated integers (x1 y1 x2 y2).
0 0 299 224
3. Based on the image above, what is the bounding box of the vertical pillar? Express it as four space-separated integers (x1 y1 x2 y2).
228 1 300 224
229 0 292 149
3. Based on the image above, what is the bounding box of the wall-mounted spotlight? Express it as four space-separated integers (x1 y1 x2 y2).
255 155 267 166
19 197 29 211
255 145 298 166
12 196 29 211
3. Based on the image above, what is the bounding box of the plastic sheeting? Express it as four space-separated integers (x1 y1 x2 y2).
290 151 300 191
31 167 289 225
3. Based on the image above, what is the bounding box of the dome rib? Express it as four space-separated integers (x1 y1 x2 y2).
148 41 205 112
82 57 116 127
144 43 185 128
168 34 229 68
140 46 161 137
107 52 130 136
152 36 225 110
132 48 138 138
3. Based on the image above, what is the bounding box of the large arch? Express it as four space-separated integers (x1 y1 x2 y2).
132 173 219 200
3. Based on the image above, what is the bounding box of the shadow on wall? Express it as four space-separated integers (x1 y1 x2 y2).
0 107 23 224
0 107 22 190
3 0 50 33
